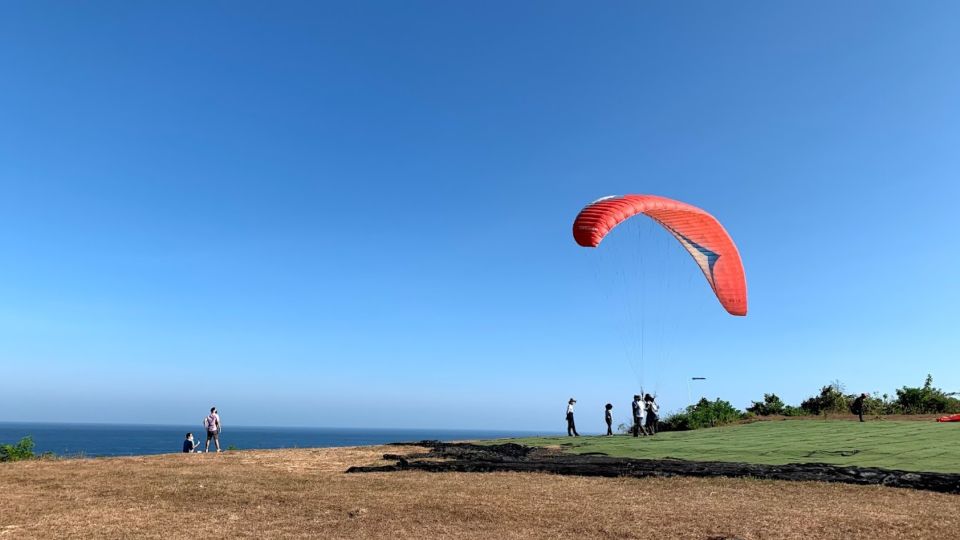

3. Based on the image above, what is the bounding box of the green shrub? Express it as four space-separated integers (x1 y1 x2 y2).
660 398 744 431
746 393 785 416
0 436 35 462
800 381 849 416
895 375 960 414
860 393 898 416
782 405 806 416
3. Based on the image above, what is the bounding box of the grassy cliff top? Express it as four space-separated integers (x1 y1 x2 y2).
494 419 960 473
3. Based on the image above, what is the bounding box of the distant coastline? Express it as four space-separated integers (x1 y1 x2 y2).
0 422 556 458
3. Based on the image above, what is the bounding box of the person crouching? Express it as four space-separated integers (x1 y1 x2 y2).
182 433 198 453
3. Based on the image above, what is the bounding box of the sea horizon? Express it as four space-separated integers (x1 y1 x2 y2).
0 421 560 458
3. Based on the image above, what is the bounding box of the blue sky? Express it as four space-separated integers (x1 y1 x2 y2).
1 1 958 431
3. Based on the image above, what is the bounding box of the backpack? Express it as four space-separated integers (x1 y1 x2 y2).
205 414 218 432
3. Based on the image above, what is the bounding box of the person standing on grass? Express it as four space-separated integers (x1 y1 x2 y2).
204 407 222 452
565 398 580 437
604 403 614 436
852 393 867 422
632 395 646 437
644 394 659 435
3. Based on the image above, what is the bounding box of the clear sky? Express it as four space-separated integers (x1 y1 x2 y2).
2 1 958 431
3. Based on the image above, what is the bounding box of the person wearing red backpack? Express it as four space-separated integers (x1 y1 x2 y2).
203 407 222 453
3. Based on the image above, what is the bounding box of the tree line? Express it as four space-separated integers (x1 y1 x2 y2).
658 374 960 432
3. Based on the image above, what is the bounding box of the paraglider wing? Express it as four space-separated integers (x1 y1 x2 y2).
572 194 748 316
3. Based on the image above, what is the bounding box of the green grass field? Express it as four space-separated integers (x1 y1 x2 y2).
493 420 960 473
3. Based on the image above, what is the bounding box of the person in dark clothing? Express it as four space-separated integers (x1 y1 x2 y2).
644 394 659 435
604 403 614 436
566 398 579 436
182 432 198 453
852 393 867 422
631 395 644 437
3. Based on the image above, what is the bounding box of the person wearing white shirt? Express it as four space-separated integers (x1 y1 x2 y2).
565 398 580 437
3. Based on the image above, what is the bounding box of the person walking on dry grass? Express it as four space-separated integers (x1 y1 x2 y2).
566 398 580 437
204 407 222 453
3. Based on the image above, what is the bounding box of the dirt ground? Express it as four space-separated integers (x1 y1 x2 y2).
1 445 958 539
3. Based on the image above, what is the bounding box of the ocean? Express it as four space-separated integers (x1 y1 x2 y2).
0 422 552 458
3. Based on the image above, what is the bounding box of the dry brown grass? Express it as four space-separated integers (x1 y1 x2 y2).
1 445 958 539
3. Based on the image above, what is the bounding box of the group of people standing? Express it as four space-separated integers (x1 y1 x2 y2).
183 406 223 453
566 394 659 437
630 394 659 436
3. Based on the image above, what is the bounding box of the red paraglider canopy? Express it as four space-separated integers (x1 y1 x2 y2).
573 194 748 316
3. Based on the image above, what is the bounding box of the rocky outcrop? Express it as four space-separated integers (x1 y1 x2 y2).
346 441 960 495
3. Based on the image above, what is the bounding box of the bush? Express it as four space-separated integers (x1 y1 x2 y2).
746 393 785 416
895 375 960 414
782 405 806 417
660 398 744 431
800 381 850 416
0 436 35 462
861 393 898 416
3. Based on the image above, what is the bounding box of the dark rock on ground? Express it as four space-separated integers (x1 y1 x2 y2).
346 440 960 495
